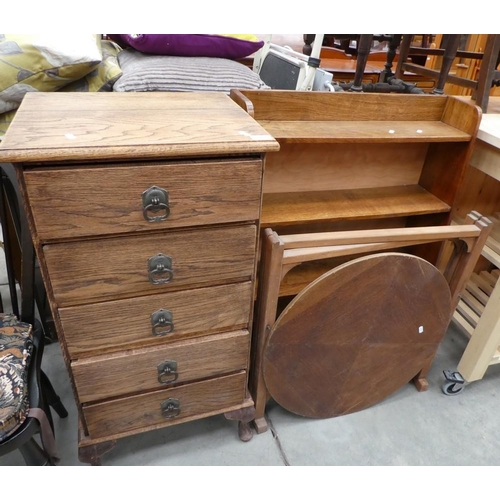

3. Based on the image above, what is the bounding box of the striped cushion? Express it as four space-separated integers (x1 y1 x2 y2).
113 49 268 94
0 314 33 441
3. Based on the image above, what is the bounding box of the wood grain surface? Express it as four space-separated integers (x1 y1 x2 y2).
83 371 247 439
441 97 482 136
233 91 448 122
259 120 471 143
24 159 263 240
43 224 257 306
263 143 427 194
261 185 450 227
263 253 451 418
60 281 253 357
0 93 279 162
72 330 249 402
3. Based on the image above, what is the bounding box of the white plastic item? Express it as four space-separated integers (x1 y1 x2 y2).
253 34 327 91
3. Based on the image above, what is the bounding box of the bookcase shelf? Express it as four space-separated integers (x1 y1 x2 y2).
262 185 450 228
231 90 481 297
259 120 472 144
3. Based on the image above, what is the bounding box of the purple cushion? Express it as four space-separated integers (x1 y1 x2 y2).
109 34 264 59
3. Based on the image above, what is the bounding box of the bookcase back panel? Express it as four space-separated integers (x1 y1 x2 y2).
263 143 429 193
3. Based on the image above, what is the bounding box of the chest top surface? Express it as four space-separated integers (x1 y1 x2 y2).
0 92 279 164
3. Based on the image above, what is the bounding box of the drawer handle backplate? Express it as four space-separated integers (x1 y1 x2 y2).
151 309 174 336
161 398 181 419
157 360 178 385
142 186 170 223
148 254 173 284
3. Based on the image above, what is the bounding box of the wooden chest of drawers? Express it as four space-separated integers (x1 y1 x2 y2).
0 92 279 464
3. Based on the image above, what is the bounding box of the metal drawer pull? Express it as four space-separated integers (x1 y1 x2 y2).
148 254 173 284
142 186 170 222
161 398 181 419
157 360 178 385
151 309 174 336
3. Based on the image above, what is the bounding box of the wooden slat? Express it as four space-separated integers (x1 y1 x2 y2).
251 229 285 430
452 311 474 338
262 185 450 227
259 120 471 143
480 270 498 287
456 300 480 328
461 289 486 316
470 273 495 296
465 281 490 305
408 47 485 59
283 238 448 265
485 215 500 238
234 91 448 122
280 225 480 249
402 62 477 89
482 245 500 268
485 234 500 255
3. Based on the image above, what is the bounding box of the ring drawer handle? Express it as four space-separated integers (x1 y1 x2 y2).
142 186 170 223
148 254 173 284
157 360 178 385
161 398 181 419
151 309 174 337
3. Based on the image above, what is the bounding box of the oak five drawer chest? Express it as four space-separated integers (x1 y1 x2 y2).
0 92 279 465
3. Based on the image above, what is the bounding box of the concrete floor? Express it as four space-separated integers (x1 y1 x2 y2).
2 243 500 466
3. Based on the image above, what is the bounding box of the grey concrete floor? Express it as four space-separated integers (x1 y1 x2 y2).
2 243 500 466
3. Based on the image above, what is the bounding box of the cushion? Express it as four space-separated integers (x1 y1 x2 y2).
61 40 123 93
113 49 269 94
0 109 16 140
0 34 102 114
0 314 33 441
109 34 264 59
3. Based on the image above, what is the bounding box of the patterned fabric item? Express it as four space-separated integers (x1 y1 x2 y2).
0 314 34 441
61 40 123 93
113 49 269 94
0 109 16 140
0 34 102 114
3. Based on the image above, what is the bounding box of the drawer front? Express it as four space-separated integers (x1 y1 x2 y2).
44 225 257 306
83 372 247 439
73 330 249 402
24 159 263 241
60 282 253 357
